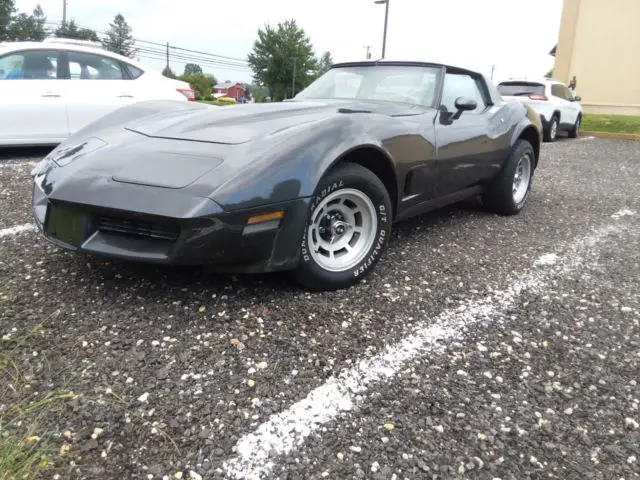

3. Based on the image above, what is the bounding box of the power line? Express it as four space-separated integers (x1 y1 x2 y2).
44 21 249 65
136 46 249 69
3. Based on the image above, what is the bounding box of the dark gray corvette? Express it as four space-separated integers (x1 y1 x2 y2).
31 60 542 290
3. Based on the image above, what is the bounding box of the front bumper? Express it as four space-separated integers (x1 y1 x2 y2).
32 181 310 273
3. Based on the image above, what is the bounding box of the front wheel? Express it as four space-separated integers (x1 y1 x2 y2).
293 163 392 291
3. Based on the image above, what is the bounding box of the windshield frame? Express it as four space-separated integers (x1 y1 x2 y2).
294 63 444 109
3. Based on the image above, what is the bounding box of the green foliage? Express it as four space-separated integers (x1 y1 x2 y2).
317 51 333 75
3 2 46 41
180 72 217 100
252 89 266 103
183 63 203 76
101 13 136 57
162 65 177 79
545 69 553 78
54 19 98 41
248 19 318 101
0 0 15 41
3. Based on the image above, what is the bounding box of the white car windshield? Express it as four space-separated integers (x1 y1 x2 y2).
295 65 441 107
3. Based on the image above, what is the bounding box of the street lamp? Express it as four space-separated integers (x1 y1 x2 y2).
374 0 389 59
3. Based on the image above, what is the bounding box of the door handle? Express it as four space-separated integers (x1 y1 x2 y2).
117 93 134 98
41 92 61 97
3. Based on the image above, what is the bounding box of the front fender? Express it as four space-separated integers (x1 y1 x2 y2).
210 115 394 211
508 103 542 158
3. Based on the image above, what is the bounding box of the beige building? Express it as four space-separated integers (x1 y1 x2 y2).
553 0 640 115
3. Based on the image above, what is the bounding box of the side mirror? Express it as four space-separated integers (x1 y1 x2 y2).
454 96 478 112
449 96 477 120
573 95 582 102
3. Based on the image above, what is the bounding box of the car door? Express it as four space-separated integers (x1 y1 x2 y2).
0 49 68 145
561 84 580 125
62 50 142 135
551 83 577 126
433 70 508 197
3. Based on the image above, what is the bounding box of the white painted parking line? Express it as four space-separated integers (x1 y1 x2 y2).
0 223 36 238
221 211 636 480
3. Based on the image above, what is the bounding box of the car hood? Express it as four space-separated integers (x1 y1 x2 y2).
125 99 427 145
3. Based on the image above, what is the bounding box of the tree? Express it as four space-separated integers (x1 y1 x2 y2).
247 19 318 101
183 63 203 76
55 19 99 41
0 0 14 41
317 51 333 75
180 72 217 100
6 3 46 41
101 13 136 57
162 65 177 79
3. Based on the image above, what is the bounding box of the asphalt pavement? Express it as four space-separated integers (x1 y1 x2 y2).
0 136 639 480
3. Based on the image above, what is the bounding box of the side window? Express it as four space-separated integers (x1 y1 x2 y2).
562 86 574 100
440 73 487 113
0 50 59 80
124 64 144 79
551 84 564 99
67 51 126 80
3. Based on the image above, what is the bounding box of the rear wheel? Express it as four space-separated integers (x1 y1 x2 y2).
544 115 559 142
293 163 392 291
569 114 581 138
483 139 535 216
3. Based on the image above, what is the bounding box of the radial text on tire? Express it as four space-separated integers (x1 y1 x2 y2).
293 162 392 290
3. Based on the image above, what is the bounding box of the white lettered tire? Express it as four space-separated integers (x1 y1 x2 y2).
293 162 392 290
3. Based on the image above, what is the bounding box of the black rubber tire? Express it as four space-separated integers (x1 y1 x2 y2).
482 139 535 216
568 114 581 139
543 115 559 142
293 162 392 291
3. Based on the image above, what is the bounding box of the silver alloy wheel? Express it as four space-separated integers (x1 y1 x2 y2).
512 152 532 204
308 188 377 272
550 119 558 140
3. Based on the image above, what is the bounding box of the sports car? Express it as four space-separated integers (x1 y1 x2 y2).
31 60 542 290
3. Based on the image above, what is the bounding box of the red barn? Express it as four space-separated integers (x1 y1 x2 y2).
214 82 246 101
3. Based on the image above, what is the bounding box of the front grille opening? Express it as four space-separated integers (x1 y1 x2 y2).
97 216 180 242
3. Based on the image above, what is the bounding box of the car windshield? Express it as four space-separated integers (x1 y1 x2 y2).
498 82 545 96
295 65 441 107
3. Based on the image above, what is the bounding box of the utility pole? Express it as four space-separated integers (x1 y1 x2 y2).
292 58 297 98
490 64 496 80
62 0 67 28
374 0 390 58
166 42 170 69
363 45 373 59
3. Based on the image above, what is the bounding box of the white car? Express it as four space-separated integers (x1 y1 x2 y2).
0 38 195 146
497 78 583 142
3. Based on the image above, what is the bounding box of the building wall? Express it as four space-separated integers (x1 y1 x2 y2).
554 0 640 115
227 85 245 100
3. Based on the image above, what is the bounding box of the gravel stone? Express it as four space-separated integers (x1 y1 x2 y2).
1 139 639 479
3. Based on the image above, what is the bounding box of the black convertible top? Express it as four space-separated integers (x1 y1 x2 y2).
331 59 480 78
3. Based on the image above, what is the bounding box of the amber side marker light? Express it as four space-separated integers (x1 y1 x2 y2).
247 211 285 225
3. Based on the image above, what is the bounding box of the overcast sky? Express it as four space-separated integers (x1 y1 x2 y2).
15 0 563 85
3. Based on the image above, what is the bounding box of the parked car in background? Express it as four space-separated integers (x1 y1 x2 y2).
497 78 582 142
31 59 542 291
0 38 195 146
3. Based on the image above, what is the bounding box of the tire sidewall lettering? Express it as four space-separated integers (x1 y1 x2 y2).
301 174 390 279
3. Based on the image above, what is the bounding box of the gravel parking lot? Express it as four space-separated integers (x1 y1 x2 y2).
1 137 639 480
